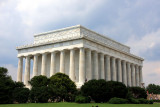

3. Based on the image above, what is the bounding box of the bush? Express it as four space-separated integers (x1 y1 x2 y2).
148 100 154 104
75 95 91 103
128 98 140 104
108 97 128 104
138 98 149 104
152 100 160 102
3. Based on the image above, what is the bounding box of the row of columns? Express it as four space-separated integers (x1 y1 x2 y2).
17 48 143 87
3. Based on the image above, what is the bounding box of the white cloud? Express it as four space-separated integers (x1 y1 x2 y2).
2 64 17 81
143 61 160 86
126 28 160 56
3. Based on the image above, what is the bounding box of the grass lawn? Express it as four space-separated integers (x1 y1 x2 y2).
0 102 160 107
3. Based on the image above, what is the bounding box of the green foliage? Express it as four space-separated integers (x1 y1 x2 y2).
81 80 128 103
108 97 128 104
146 84 160 94
128 87 147 99
13 88 30 103
128 98 140 104
29 75 48 87
138 98 149 104
30 86 50 103
0 67 15 104
81 79 108 103
106 81 128 100
49 73 77 102
75 95 91 103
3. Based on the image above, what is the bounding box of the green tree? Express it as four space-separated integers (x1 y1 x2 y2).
30 86 50 103
49 73 77 102
128 87 147 99
146 84 160 94
29 75 50 103
81 80 128 102
0 67 15 104
13 86 30 103
29 75 48 87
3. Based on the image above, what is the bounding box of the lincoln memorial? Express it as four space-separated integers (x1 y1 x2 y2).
16 25 144 88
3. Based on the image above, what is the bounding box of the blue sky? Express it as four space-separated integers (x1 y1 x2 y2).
0 0 160 86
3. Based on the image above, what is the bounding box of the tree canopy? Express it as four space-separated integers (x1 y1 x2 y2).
146 84 160 94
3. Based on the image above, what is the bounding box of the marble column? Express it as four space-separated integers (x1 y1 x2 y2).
117 59 122 82
139 66 143 87
24 56 30 86
135 65 139 86
126 62 131 87
69 49 76 82
60 50 65 73
17 57 23 82
93 51 98 79
50 52 56 76
79 48 85 84
105 55 111 81
100 53 105 79
111 57 116 81
86 49 92 81
122 60 127 86
131 64 136 86
41 53 47 76
33 55 38 77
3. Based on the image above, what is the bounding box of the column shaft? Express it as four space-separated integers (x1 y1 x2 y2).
50 52 56 76
41 53 47 76
122 61 127 86
105 55 111 81
100 53 105 79
24 56 30 86
111 57 116 81
33 55 38 77
135 65 139 86
17 57 23 82
117 59 122 82
60 50 65 73
127 62 131 87
79 48 85 83
139 66 143 87
86 49 92 81
93 51 98 79
131 64 136 86
69 49 76 82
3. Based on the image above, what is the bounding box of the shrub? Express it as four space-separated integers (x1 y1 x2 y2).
128 98 140 104
75 95 91 103
148 100 153 104
108 97 128 104
138 98 149 104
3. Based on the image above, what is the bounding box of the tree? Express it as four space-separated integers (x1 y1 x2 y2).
48 73 77 102
13 87 30 103
30 86 50 103
128 87 147 99
81 79 108 102
29 75 48 87
81 80 128 102
29 75 49 103
0 67 15 104
146 84 160 94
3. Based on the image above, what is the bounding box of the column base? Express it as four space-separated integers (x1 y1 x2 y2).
25 85 31 89
76 82 84 89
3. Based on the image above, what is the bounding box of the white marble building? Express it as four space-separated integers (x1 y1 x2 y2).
16 25 144 88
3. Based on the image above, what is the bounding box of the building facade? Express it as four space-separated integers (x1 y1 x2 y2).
16 25 144 88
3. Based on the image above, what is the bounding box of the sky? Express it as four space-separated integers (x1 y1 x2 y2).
0 0 160 86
